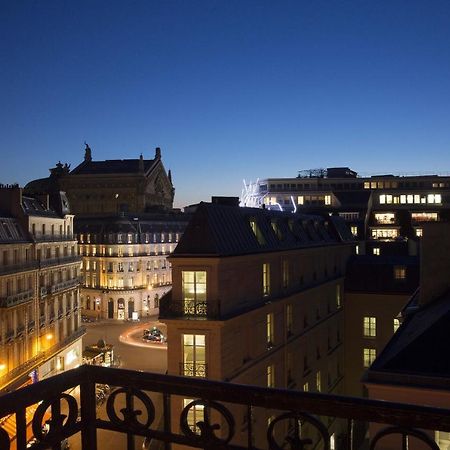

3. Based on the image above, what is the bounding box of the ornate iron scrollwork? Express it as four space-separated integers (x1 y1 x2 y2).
370 426 440 450
0 426 10 450
180 399 235 448
31 393 78 443
267 411 330 450
183 300 208 317
106 387 155 432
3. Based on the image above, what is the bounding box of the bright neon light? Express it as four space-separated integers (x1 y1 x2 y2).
290 196 297 213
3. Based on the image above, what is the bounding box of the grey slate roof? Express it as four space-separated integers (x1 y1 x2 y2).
70 158 156 175
172 202 354 257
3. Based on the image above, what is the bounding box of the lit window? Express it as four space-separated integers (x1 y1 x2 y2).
373 247 380 256
412 212 438 222
374 213 395 224
316 371 321 392
355 244 359 255
250 220 266 245
415 228 423 237
364 182 370 189
182 334 206 377
262 263 271 297
297 196 304 205
350 226 358 236
325 195 331 205
371 228 399 239
400 195 406 204
363 348 376 368
394 266 406 280
336 285 341 308
386 195 393 204
379 195 386 204
393 318 400 333
330 433 336 450
267 313 274 347
363 317 376 337
282 259 289 288
182 271 207 316
370 182 377 189
183 399 204 433
303 382 309 392
414 194 420 204
267 364 275 388
286 304 293 335
407 194 413 204
271 220 283 240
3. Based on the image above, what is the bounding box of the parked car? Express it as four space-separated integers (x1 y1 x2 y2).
142 327 166 343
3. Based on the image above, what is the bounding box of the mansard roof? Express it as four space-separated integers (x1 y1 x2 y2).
172 202 354 258
0 217 29 243
70 158 157 175
365 290 450 387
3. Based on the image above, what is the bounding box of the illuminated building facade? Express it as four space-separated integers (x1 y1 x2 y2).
242 168 450 255
26 145 187 320
76 214 187 320
160 199 355 448
0 185 83 394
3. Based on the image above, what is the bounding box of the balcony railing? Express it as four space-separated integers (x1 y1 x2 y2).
39 255 82 269
0 327 86 391
0 365 450 450
179 362 207 378
33 233 77 242
0 260 39 276
0 289 34 308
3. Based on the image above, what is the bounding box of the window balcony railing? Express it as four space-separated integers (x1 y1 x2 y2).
0 365 450 450
0 289 34 308
0 260 39 276
183 300 208 317
33 233 76 242
39 255 82 269
0 327 86 392
179 362 207 378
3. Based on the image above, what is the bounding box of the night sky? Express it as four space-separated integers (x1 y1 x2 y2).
1 1 450 207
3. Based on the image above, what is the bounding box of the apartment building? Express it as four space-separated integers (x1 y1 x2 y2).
160 199 354 448
0 185 83 395
241 168 449 255
343 254 419 398
76 214 187 319
25 145 186 320
365 222 450 450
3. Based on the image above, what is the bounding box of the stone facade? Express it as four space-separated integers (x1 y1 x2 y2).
0 186 83 393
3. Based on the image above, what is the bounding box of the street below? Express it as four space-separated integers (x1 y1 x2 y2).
68 316 168 450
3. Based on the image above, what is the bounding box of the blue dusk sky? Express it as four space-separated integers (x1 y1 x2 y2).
1 1 450 208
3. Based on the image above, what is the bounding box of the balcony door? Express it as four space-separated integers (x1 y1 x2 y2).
182 334 206 377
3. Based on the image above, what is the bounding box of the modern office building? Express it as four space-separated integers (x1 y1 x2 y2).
25 145 186 320
0 185 83 397
160 199 355 448
241 168 450 255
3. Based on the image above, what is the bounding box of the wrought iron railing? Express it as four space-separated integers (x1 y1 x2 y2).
183 300 208 317
0 365 450 450
179 362 207 378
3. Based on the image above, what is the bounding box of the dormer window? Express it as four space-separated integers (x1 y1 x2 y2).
249 219 266 245
270 220 283 240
